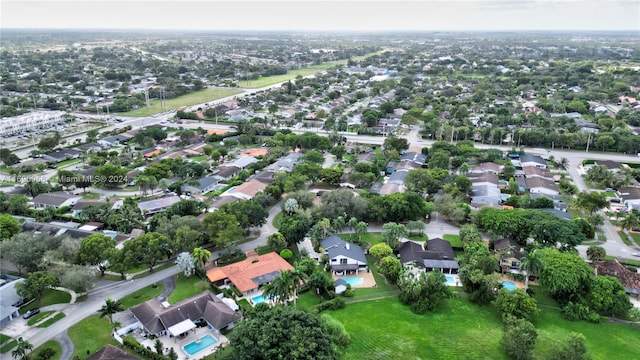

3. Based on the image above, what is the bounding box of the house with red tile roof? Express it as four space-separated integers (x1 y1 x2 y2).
592 259 640 298
206 252 294 296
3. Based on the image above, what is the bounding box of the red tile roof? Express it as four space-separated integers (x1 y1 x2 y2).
206 252 293 293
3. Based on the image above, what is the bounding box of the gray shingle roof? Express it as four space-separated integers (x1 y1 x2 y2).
321 235 367 264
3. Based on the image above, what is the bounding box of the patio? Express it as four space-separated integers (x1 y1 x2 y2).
135 327 229 360
332 270 377 288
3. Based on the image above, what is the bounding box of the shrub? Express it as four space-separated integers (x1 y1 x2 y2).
229 285 243 298
34 347 56 360
343 289 355 297
122 337 170 360
316 297 346 313
280 248 293 260
561 302 600 323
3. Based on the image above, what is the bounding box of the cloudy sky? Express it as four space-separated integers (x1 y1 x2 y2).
2 0 639 31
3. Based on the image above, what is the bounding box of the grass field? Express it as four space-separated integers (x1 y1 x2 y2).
443 234 463 247
31 340 62 360
68 315 118 359
37 313 66 328
167 274 210 303
0 334 10 344
120 88 242 117
119 283 164 309
329 296 640 360
19 289 71 314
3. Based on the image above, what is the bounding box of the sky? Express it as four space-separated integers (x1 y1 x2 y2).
1 0 639 32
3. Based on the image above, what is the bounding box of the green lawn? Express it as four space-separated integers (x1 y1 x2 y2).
272 211 283 230
119 283 164 309
617 231 634 246
20 289 71 314
27 310 54 326
120 88 242 117
0 339 17 353
329 296 640 360
357 232 384 246
628 231 640 246
167 274 210 303
82 192 101 199
37 313 66 328
0 334 10 344
442 234 463 247
31 340 62 360
68 315 118 359
189 155 208 162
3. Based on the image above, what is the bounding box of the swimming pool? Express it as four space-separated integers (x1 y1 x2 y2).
445 275 456 285
502 281 517 291
183 334 217 356
252 294 266 304
340 277 364 286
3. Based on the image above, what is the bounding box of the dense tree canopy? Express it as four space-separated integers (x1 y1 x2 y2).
537 248 594 303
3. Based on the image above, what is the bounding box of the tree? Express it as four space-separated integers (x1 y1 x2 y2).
459 268 501 304
229 306 337 360
492 288 540 321
302 150 325 165
332 216 346 233
294 257 317 277
191 247 211 270
502 316 537 360
93 164 127 188
279 214 311 246
308 271 334 295
175 252 195 277
11 339 33 360
154 339 164 355
283 198 299 215
551 333 591 360
574 191 609 216
459 224 482 244
619 211 639 232
76 233 116 276
383 135 409 153
406 220 425 235
586 246 606 262
369 243 393 262
318 189 368 220
15 271 59 304
378 255 402 284
354 221 368 243
0 213 21 240
519 250 543 291
263 269 308 306
381 222 407 249
202 211 243 248
537 248 594 303
588 276 632 317
122 232 167 272
267 233 287 253
399 270 451 314
99 298 124 323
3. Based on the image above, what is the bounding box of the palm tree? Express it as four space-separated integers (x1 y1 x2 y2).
263 270 308 307
519 250 543 292
619 211 639 232
192 247 211 270
99 298 124 324
11 339 33 360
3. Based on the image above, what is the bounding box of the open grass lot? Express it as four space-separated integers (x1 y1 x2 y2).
329 296 640 360
31 340 62 360
37 312 65 328
19 289 71 314
120 88 242 117
119 283 164 309
68 315 118 359
167 274 210 303
443 234 463 247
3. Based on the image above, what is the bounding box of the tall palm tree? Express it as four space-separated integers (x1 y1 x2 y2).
11 339 33 360
192 247 211 270
519 250 543 292
99 298 124 324
263 270 308 307
619 211 639 232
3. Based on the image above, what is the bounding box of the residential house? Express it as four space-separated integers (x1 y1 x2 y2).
398 239 460 275
0 278 25 326
520 154 547 169
592 259 640 299
126 169 140 186
182 176 221 196
227 156 258 170
130 291 239 337
618 187 640 210
32 191 82 209
264 152 303 173
72 198 123 218
214 166 241 181
469 173 501 205
526 177 560 196
321 236 368 274
208 196 240 212
594 160 626 172
522 166 554 181
219 180 266 200
42 148 81 163
87 345 140 360
400 152 427 166
494 238 524 274
206 252 294 296
357 153 375 164
21 221 94 239
137 196 181 216
75 142 102 153
98 134 128 148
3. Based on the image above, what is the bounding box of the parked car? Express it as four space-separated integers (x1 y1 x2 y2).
23 308 40 319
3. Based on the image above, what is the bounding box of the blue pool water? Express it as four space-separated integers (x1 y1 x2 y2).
502 281 517 291
340 277 364 286
183 334 217 356
445 275 456 285
252 295 266 304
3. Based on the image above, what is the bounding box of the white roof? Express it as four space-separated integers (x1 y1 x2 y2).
167 318 196 336
221 297 239 311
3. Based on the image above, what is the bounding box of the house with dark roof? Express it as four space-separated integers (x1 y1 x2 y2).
215 166 241 180
32 191 82 209
400 152 427 165
594 160 626 172
522 166 554 181
520 154 546 169
321 236 368 274
21 221 95 239
98 134 128 148
87 345 140 360
526 177 560 196
75 142 102 153
72 198 123 218
130 291 239 337
398 239 459 275
592 259 640 298
42 148 81 163
618 186 640 211
494 238 525 274
206 252 294 296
